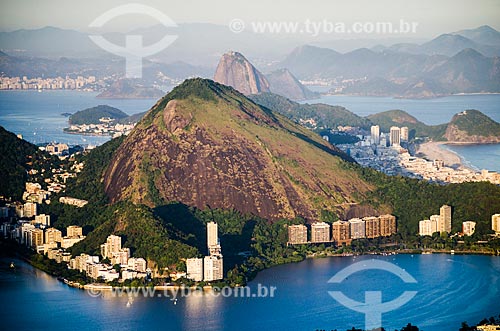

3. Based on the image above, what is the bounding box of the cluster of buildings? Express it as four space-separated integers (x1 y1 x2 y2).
337 125 500 184
64 121 135 138
0 75 100 91
417 204 484 237
418 205 453 236
186 222 224 282
2 219 86 257
66 234 149 282
288 214 397 246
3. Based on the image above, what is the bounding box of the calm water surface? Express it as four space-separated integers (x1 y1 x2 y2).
1 254 499 331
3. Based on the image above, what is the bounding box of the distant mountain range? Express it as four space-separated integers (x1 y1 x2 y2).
2 25 500 98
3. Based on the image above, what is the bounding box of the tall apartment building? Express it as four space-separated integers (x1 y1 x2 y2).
311 222 330 243
492 214 500 233
203 255 223 281
364 217 380 239
332 221 351 245
379 214 397 236
400 126 409 141
24 202 37 218
45 227 62 244
29 228 44 248
349 218 366 239
430 214 441 233
186 258 204 282
207 221 221 255
419 220 432 236
288 224 308 244
67 225 83 237
440 205 452 233
100 235 122 259
462 221 476 236
390 126 401 146
371 125 380 145
34 214 50 226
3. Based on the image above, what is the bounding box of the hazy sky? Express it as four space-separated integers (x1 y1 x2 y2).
1 0 500 38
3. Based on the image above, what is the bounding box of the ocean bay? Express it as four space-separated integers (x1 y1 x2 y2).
2 254 499 331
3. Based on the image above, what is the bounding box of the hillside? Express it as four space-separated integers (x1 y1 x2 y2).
265 68 319 100
444 109 500 143
249 92 371 130
103 78 376 222
68 105 129 125
367 110 447 140
0 126 59 199
96 80 165 99
213 51 270 95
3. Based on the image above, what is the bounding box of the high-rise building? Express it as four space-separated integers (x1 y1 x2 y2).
203 255 223 281
311 222 330 243
288 224 308 244
127 258 147 272
207 222 219 247
400 126 409 141
430 214 441 233
363 217 380 238
492 214 500 233
111 248 130 265
390 127 401 146
379 214 397 236
332 221 351 245
207 221 221 255
419 220 433 236
23 202 37 218
45 227 62 244
371 125 380 145
440 205 452 233
34 214 50 226
186 258 204 282
349 218 366 239
462 221 476 236
29 228 44 248
100 235 122 259
67 225 83 237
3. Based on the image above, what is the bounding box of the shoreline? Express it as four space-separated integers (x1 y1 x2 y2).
416 141 479 171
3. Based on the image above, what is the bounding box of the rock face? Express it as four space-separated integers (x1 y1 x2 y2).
444 109 500 143
103 78 374 222
266 69 319 100
213 51 270 95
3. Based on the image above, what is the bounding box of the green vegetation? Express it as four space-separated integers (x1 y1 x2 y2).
449 109 500 137
0 126 60 199
250 92 372 130
68 105 128 125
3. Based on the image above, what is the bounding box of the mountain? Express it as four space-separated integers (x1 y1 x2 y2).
419 34 482 56
279 45 341 78
453 25 500 46
103 78 375 222
367 110 447 139
96 79 165 99
249 92 371 130
68 105 129 125
424 48 500 93
213 51 270 95
444 109 500 143
265 69 319 100
0 126 57 199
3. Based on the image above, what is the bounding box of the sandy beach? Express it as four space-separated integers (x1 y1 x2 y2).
416 141 466 169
